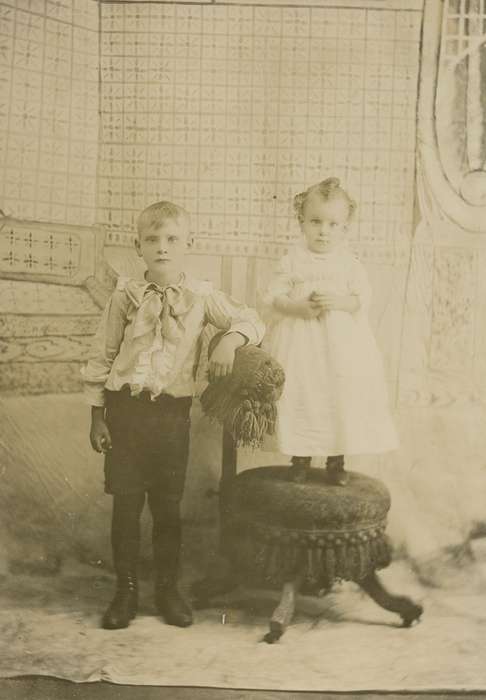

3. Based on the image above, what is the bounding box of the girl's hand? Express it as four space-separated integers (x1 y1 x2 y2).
273 296 321 319
208 332 245 381
90 417 112 453
311 293 360 313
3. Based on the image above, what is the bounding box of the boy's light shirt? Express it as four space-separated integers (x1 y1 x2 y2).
82 275 265 407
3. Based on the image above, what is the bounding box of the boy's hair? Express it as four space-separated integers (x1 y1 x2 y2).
293 177 357 222
137 201 190 237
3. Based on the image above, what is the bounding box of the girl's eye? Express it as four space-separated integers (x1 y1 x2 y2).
168 236 178 243
311 219 320 225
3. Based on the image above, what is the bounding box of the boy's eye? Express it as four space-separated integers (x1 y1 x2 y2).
168 236 178 243
310 219 320 224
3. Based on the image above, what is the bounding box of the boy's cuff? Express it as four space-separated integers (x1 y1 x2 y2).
225 322 258 345
223 330 249 346
83 385 106 407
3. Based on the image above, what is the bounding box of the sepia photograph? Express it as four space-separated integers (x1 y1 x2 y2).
0 0 485 698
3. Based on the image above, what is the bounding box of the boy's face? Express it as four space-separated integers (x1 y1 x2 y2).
135 218 192 275
300 194 349 254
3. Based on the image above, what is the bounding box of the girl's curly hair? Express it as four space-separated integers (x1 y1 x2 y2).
293 177 357 222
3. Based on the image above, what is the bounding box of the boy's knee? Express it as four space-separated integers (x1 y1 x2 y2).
149 491 182 517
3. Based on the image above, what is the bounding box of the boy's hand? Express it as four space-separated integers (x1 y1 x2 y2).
208 332 245 381
90 410 112 453
310 293 360 313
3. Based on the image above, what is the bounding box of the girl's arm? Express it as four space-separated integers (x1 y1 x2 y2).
273 294 322 318
348 256 372 313
310 292 360 313
260 254 320 320
311 258 371 315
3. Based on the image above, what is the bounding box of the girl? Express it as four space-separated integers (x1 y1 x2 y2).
261 178 398 485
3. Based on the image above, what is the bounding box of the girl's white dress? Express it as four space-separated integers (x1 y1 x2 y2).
262 243 398 458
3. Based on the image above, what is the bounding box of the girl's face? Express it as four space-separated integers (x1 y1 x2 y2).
300 194 350 253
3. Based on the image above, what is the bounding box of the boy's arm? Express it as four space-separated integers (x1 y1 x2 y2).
90 406 112 453
82 289 129 408
203 288 265 380
204 288 265 347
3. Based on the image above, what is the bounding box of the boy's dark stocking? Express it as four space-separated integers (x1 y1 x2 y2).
326 455 348 486
148 491 193 628
289 456 312 483
102 492 145 630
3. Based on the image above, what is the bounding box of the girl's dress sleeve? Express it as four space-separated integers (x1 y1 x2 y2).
259 255 294 309
348 256 372 313
81 285 129 406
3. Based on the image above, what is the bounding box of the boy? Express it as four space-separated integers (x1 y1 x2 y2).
83 201 264 630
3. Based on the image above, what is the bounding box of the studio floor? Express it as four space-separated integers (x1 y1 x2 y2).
3 686 485 700
1 553 485 694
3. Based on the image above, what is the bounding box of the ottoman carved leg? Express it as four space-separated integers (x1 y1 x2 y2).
358 571 423 627
264 575 303 644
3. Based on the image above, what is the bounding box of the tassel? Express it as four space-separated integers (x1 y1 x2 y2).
200 345 285 447
368 535 378 567
378 536 392 567
346 544 358 580
315 546 323 582
325 546 336 585
357 542 369 579
335 540 346 578
310 547 320 588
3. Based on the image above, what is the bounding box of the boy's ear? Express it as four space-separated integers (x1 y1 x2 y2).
134 237 142 257
186 235 194 249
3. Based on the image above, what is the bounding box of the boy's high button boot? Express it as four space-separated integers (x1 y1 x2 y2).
102 574 138 630
155 580 193 628
150 494 193 627
102 493 143 630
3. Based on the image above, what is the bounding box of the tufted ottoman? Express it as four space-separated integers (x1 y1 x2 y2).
194 461 423 642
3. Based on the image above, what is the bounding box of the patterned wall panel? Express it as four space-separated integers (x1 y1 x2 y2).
0 217 96 284
98 3 421 264
0 0 99 226
0 216 106 396
429 247 476 373
0 277 102 395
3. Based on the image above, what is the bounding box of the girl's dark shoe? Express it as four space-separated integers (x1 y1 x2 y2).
289 456 311 483
102 575 138 630
326 455 348 486
155 585 193 628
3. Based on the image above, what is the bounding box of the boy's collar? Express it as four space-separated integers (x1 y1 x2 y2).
143 271 186 290
124 274 196 310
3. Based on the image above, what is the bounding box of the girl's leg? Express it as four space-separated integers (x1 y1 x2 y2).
326 454 348 486
148 490 193 628
289 456 312 482
102 491 145 630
